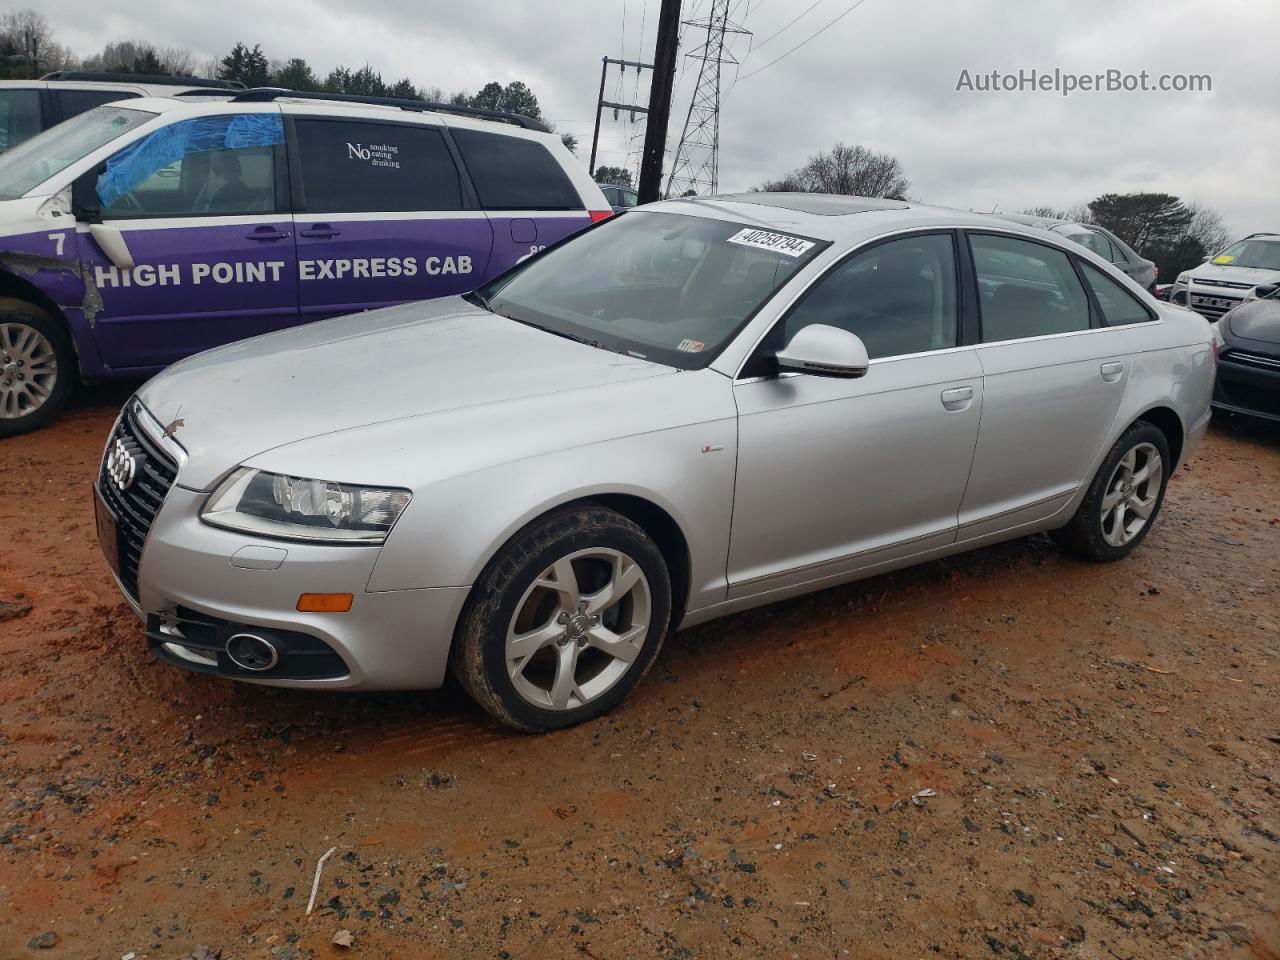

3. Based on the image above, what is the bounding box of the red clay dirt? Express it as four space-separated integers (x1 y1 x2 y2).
1 388 1277 960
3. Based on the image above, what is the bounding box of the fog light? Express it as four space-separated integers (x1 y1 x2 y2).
296 592 353 613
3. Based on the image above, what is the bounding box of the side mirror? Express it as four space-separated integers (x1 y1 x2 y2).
1255 283 1278 299
775 324 870 379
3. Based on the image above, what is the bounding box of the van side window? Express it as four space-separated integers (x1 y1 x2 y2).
292 119 462 213
452 128 581 210
0 90 43 152
969 233 1091 341
1079 261 1154 325
96 113 283 219
56 90 140 122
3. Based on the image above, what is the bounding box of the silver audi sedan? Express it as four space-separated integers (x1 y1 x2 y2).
94 194 1215 731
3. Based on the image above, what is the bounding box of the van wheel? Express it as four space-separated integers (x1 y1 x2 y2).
1051 422 1171 562
453 504 671 732
0 299 73 437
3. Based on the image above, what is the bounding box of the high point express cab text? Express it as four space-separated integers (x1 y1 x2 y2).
0 88 610 434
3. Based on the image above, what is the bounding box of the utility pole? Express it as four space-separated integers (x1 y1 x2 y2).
666 0 749 199
637 0 682 204
587 57 653 180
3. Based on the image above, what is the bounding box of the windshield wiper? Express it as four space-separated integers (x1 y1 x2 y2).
462 289 492 312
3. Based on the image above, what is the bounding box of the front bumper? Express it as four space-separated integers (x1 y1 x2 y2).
1213 349 1280 422
128 485 470 690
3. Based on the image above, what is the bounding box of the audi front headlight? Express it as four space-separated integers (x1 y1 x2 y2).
201 468 411 543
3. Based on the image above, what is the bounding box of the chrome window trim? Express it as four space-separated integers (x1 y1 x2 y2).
730 224 1157 382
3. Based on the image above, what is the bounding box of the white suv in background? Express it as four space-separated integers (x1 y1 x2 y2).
1170 233 1280 321
0 71 244 152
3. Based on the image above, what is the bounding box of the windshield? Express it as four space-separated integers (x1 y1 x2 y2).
477 211 827 369
1211 239 1280 270
0 105 155 200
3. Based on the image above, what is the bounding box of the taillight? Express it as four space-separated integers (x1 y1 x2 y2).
589 210 613 223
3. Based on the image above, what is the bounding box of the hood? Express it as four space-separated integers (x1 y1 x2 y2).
139 297 670 489
1224 298 1280 347
1187 262 1280 289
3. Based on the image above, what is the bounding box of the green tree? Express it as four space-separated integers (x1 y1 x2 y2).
559 132 578 154
347 64 387 97
219 42 270 87
594 165 633 187
464 80 543 120
323 66 352 93
388 77 420 99
130 48 165 75
272 57 320 91
1087 192 1192 252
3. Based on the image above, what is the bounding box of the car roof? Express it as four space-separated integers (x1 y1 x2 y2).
647 193 1087 246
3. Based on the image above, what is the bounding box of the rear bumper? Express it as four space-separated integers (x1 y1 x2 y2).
132 486 470 690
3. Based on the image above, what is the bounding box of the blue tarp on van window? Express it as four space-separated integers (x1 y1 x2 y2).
96 113 283 208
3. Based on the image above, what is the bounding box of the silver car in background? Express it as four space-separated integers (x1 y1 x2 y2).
95 194 1216 731
999 213 1158 290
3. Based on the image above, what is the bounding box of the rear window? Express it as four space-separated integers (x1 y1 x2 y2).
293 118 463 213
0 89 43 152
452 128 581 210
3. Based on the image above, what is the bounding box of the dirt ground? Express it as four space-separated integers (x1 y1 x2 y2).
0 387 1277 960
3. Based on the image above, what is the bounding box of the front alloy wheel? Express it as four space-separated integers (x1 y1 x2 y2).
454 505 671 731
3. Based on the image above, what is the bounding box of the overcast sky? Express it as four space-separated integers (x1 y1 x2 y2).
42 0 1280 235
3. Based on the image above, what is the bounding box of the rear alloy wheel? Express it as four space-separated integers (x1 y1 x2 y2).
0 300 73 437
454 505 671 731
1052 422 1171 562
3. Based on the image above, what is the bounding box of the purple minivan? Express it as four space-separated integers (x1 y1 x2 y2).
0 89 611 434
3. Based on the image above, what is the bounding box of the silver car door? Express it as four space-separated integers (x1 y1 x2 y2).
727 231 983 600
958 231 1131 539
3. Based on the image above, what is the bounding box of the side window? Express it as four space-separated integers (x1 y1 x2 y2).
1079 261 1153 325
1090 230 1125 263
292 119 462 213
0 89 43 152
452 128 581 210
1063 229 1113 260
970 233 1091 342
56 89 139 121
781 233 958 360
620 189 639 208
96 113 283 218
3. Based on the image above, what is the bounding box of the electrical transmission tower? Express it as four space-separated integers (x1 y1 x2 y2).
664 0 750 199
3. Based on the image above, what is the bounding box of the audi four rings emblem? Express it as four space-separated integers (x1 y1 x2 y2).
105 438 138 492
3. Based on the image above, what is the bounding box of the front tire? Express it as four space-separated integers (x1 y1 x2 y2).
453 504 672 732
0 299 73 437
1052 422 1171 562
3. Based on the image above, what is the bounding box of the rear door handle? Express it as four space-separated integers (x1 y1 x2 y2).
300 224 340 239
941 385 974 411
1100 360 1125 382
247 226 290 242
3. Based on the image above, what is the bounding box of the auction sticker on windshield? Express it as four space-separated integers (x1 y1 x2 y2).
727 228 816 258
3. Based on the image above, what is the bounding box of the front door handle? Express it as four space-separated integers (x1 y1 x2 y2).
247 225 290 242
300 224 340 239
1100 360 1125 382
941 385 974 411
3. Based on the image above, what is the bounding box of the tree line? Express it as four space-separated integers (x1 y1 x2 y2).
0 11 577 153
755 140 1231 282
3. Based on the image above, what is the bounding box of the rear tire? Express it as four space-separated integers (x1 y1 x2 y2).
452 504 671 732
0 299 74 437
1051 421 1171 562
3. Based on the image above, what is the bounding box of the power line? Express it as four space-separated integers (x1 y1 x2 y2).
753 0 823 48
737 0 872 82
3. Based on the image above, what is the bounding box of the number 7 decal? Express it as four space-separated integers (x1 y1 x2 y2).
48 232 65 256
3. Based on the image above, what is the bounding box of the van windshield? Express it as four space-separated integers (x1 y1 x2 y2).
476 211 826 370
0 105 155 200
